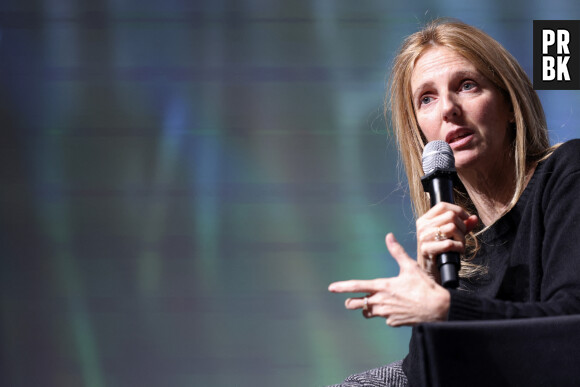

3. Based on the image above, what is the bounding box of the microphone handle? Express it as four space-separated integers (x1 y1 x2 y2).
438 252 460 289
422 173 460 289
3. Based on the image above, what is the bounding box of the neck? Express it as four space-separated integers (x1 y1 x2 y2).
459 171 514 226
457 153 517 227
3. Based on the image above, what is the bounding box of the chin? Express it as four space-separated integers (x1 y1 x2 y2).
454 154 481 172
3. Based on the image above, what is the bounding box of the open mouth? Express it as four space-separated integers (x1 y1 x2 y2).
446 129 473 145
449 132 471 143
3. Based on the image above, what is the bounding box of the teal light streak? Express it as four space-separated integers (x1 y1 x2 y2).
36 138 105 387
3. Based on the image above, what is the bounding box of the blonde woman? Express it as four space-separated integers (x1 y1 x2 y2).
329 19 580 386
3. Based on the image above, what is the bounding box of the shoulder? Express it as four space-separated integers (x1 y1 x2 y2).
548 139 580 163
532 139 580 205
540 139 580 174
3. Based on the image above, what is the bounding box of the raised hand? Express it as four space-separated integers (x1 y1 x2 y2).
329 233 450 327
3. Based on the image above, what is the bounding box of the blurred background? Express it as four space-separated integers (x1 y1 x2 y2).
2 1 580 386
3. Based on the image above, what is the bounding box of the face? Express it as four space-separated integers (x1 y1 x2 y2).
410 45 514 172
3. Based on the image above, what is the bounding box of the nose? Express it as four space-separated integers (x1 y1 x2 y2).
440 92 461 121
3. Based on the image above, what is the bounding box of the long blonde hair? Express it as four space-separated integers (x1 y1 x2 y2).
387 19 552 276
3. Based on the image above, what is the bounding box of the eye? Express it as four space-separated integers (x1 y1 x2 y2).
461 81 477 91
420 95 433 106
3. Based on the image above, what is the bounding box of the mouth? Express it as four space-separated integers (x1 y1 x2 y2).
445 129 474 146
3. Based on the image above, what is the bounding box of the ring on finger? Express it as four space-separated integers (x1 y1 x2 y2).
362 297 372 318
434 226 447 241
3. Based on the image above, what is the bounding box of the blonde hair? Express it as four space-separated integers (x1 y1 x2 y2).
386 19 552 276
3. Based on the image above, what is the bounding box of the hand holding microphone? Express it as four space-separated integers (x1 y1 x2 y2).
420 141 477 289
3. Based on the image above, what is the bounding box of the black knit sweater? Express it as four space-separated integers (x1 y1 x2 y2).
403 139 580 383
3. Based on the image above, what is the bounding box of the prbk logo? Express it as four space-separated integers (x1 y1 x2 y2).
534 20 580 89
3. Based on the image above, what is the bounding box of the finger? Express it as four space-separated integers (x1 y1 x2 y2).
426 202 471 221
432 211 469 236
417 211 471 244
436 210 477 235
386 316 412 327
328 279 383 294
420 210 475 245
362 308 373 319
345 296 369 310
437 220 467 242
421 239 466 256
422 214 478 247
385 233 415 271
464 214 479 233
346 296 376 319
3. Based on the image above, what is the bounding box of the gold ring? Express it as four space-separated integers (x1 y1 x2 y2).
363 297 369 312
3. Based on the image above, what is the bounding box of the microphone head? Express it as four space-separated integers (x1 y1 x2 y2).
422 140 456 175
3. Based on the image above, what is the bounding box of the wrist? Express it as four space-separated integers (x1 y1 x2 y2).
435 287 451 321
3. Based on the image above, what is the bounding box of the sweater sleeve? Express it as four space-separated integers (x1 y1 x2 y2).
447 288 580 320
448 142 580 321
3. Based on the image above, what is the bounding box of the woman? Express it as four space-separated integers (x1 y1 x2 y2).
328 18 580 386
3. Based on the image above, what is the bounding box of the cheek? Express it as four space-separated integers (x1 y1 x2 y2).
416 115 439 142
470 97 508 127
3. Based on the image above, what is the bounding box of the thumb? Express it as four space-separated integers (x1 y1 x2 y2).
385 233 414 272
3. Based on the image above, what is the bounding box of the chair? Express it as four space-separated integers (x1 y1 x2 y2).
414 314 580 386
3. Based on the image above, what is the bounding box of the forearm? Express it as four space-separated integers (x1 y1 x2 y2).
447 290 580 321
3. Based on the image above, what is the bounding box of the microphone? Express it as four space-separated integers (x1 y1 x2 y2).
421 140 460 289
